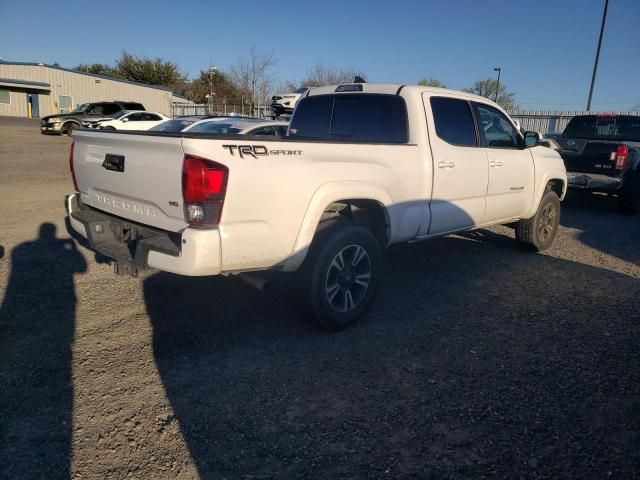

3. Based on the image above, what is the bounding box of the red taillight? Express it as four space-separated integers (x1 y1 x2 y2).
182 154 228 227
615 144 628 169
69 142 79 191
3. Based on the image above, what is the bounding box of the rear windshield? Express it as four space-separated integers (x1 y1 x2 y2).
123 102 145 111
149 119 195 132
564 115 640 142
289 94 409 143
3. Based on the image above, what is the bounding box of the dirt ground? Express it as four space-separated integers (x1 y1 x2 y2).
0 117 638 479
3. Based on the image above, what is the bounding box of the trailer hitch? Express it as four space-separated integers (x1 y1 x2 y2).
114 262 138 277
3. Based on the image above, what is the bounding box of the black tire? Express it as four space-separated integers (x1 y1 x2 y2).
102 126 116 131
299 222 382 330
63 122 78 137
515 190 561 251
617 171 640 214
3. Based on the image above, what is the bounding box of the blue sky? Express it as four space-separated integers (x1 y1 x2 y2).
1 0 638 110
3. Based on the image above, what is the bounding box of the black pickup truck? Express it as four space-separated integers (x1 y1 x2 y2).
556 114 640 212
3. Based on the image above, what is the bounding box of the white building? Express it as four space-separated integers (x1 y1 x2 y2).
0 61 192 118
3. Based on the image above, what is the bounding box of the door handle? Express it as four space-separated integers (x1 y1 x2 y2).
438 160 456 169
489 160 504 167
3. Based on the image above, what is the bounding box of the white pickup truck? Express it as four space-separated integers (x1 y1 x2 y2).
67 83 567 329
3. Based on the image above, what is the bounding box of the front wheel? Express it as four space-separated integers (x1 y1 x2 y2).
515 190 561 251
62 122 77 136
300 223 382 330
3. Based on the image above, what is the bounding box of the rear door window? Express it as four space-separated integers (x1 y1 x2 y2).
102 104 121 115
429 97 477 147
123 102 145 111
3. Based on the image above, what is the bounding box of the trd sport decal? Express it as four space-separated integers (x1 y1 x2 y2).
222 145 302 159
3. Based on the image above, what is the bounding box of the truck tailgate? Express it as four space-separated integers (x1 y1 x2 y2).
556 138 623 176
73 131 188 232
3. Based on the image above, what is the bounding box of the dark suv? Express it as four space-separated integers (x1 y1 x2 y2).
40 101 145 136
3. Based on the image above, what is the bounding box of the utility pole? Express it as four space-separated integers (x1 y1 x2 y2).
207 64 217 114
587 0 609 111
493 67 501 103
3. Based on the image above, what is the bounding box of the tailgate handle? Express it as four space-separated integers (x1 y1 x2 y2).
102 154 125 172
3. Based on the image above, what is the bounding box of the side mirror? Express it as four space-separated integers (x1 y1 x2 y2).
524 131 541 147
121 117 129 123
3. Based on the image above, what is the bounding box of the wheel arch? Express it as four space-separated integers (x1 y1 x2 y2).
61 120 81 133
281 181 393 272
525 172 567 218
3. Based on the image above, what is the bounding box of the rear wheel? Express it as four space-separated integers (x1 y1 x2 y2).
618 171 640 214
299 222 381 330
515 190 561 251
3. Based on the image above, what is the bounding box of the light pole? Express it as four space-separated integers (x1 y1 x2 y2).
493 67 501 103
587 0 609 111
208 65 217 113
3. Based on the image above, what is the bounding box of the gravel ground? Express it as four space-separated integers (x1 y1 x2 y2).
0 117 638 480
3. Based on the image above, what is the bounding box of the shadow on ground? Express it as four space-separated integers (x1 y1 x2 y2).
0 223 86 479
561 190 640 265
145 230 640 479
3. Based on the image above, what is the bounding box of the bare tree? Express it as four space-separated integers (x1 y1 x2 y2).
230 47 277 106
418 78 447 88
301 63 366 87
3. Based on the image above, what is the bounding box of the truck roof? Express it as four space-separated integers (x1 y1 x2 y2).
306 83 491 105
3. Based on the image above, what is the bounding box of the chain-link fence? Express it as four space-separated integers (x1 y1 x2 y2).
506 110 640 134
171 101 274 119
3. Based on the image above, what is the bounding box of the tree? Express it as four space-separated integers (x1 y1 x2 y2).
418 78 447 88
114 51 186 88
188 68 242 103
463 78 516 110
301 63 366 87
73 63 118 77
230 47 277 105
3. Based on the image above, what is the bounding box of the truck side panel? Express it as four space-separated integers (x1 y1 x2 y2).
181 138 427 272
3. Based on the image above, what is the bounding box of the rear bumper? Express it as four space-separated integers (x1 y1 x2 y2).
66 193 222 276
567 172 624 192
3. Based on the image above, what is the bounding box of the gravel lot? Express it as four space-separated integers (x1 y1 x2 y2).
0 117 638 479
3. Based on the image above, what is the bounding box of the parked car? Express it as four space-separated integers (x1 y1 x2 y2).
184 118 289 135
148 116 231 133
40 101 145 136
555 114 640 212
66 83 566 330
271 87 308 116
85 111 169 131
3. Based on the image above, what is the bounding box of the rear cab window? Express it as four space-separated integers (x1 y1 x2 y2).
564 115 640 142
289 94 408 143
